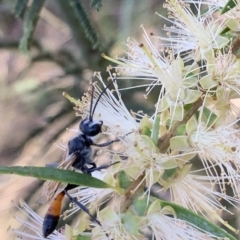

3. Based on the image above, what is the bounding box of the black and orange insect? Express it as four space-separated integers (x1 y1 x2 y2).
40 80 120 238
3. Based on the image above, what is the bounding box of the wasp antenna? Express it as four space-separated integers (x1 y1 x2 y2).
89 84 95 121
91 78 116 119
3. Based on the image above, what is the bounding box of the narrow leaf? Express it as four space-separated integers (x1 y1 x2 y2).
159 200 237 240
14 0 29 19
19 0 45 53
75 235 91 240
221 0 237 14
141 126 151 137
220 26 230 35
90 0 102 11
69 0 100 49
151 113 160 145
0 166 113 189
117 171 132 189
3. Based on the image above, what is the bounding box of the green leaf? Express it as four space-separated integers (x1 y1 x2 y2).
75 235 91 240
175 124 186 135
133 195 149 216
0 166 114 189
69 0 100 49
117 171 132 189
151 113 160 145
220 26 231 35
14 0 29 19
161 168 178 181
141 126 151 137
201 107 217 128
170 135 190 151
221 0 237 14
122 212 139 235
90 0 102 11
158 200 237 240
19 0 45 53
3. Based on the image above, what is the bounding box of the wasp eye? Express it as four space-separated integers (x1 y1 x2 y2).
80 118 102 136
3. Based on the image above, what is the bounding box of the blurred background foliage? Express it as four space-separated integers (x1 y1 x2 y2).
0 0 166 238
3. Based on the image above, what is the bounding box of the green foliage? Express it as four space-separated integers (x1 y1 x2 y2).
0 166 114 189
19 0 46 53
151 113 160 145
122 212 140 235
15 0 101 52
141 126 151 137
159 199 237 240
220 26 231 35
221 0 237 14
161 167 178 181
69 0 100 49
133 195 149 216
90 0 103 11
14 0 29 19
117 170 132 189
75 235 91 240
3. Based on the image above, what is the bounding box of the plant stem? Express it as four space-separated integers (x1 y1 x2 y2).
158 98 203 152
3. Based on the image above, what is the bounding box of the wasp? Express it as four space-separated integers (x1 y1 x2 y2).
41 80 120 238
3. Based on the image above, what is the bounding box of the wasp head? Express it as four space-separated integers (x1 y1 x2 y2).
80 118 103 137
80 80 115 137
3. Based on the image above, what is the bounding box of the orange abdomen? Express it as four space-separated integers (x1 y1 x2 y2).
42 191 65 238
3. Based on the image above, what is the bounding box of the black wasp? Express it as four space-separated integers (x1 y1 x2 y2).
40 80 120 238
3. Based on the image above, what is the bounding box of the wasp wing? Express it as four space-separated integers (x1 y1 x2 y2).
38 153 77 204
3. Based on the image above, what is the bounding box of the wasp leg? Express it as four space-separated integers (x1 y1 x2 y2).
92 138 120 147
82 162 96 175
87 161 120 173
93 132 133 147
64 187 112 239
82 166 94 175
76 161 117 175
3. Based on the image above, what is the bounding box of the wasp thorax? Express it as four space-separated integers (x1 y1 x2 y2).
80 118 103 136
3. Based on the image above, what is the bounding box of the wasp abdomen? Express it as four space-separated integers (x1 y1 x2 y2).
42 191 65 238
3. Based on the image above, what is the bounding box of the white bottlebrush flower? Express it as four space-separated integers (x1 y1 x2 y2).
11 199 65 240
78 72 139 138
188 121 240 197
64 72 138 153
218 1 240 31
122 133 165 183
183 0 227 10
185 0 240 31
156 0 229 60
160 166 239 232
200 50 240 100
66 71 140 169
92 207 144 240
143 201 217 240
104 29 202 121
64 185 117 218
118 132 197 202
